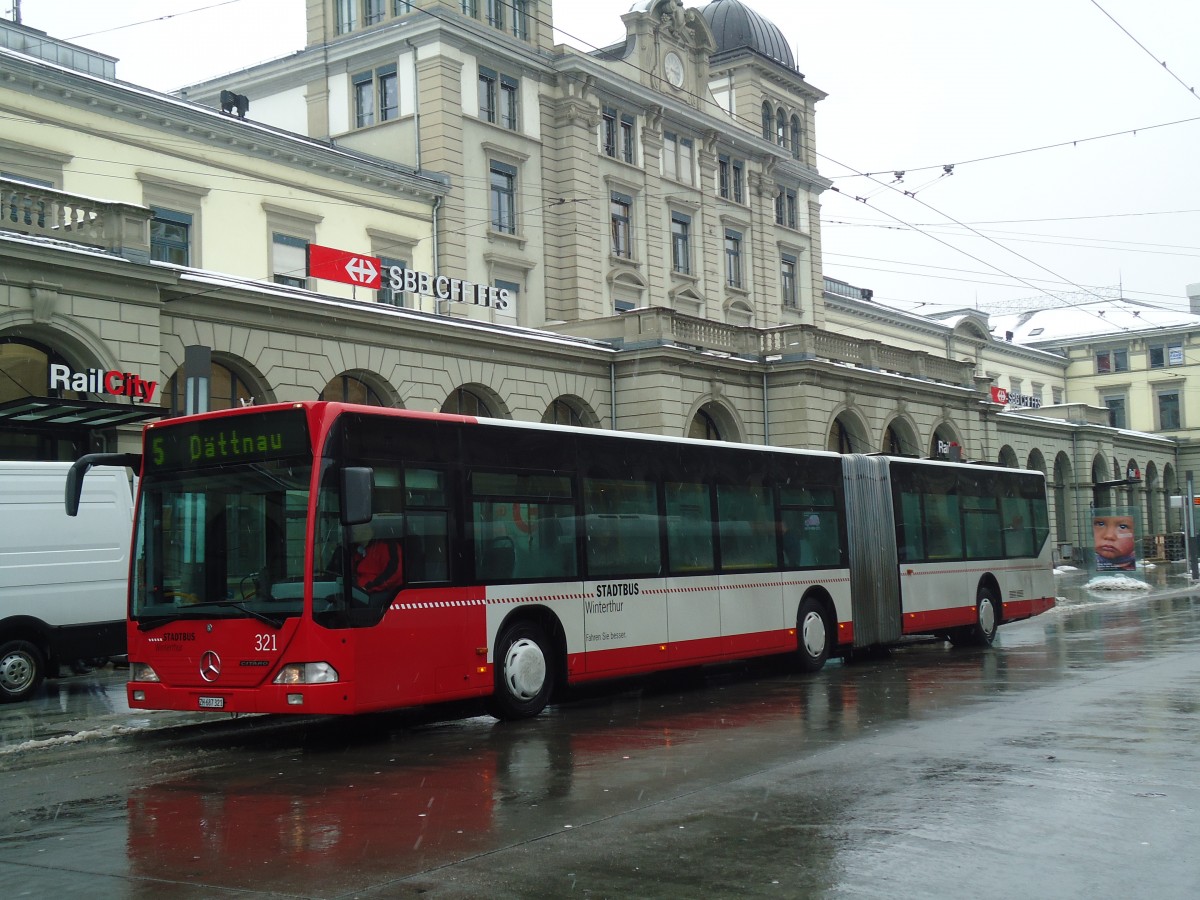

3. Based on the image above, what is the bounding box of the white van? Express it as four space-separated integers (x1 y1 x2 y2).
0 461 133 702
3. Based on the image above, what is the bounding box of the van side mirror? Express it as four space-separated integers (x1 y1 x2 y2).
340 467 374 526
66 453 141 516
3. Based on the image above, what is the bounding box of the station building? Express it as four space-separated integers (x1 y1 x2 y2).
0 1 1184 559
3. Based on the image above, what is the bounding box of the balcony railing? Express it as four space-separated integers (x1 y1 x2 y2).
1 177 152 263
552 306 976 388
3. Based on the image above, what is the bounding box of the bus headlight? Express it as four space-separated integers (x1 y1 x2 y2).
130 662 160 683
273 662 339 685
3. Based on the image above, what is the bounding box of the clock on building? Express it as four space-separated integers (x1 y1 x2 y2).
663 51 684 88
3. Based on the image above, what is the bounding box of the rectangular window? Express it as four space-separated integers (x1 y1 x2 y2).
394 1 413 13
724 228 743 289
490 161 517 234
478 67 497 123
663 132 693 185
1103 396 1127 429
149 207 191 266
775 187 798 228
471 471 577 581
461 0 477 16
378 66 398 121
780 252 798 309
779 486 840 567
336 0 356 33
1158 390 1182 430
500 75 518 130
1149 341 1183 368
962 494 1003 559
1096 348 1129 374
353 71 374 128
717 484 776 571
603 108 636 162
486 0 504 28
1053 386 1064 404
620 114 635 163
511 0 529 39
666 482 714 573
671 212 691 274
584 478 662 578
610 191 632 258
364 0 385 24
602 107 617 157
718 155 744 202
272 232 308 288
377 256 407 306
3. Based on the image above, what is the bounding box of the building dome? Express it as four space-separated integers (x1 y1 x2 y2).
698 0 795 70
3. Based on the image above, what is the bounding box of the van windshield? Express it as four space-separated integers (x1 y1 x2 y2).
132 459 312 625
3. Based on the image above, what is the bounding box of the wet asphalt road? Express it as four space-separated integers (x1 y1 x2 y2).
1 565 1198 898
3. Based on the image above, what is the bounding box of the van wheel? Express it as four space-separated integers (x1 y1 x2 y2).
487 621 555 720
0 640 45 703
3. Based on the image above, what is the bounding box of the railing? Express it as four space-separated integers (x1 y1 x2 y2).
0 177 152 262
551 307 977 387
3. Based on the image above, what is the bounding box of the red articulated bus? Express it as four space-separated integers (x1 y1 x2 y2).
66 401 1054 719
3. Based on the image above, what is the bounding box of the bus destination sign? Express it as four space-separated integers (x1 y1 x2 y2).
146 409 310 471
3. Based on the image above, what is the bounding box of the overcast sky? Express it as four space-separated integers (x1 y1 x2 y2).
12 0 1200 317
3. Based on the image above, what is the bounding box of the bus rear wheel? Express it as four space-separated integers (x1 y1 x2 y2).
796 598 832 673
0 639 45 703
950 586 999 648
488 621 555 720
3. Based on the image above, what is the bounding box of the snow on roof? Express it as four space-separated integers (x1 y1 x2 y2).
989 298 1200 345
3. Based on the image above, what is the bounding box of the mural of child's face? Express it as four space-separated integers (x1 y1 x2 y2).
1093 515 1135 560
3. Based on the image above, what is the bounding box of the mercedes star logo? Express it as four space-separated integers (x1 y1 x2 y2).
199 650 222 683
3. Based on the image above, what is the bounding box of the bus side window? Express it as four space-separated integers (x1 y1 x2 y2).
404 468 450 583
665 482 714 574
584 478 660 578
896 491 925 562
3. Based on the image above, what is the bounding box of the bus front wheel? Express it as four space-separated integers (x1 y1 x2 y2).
0 639 45 703
488 621 555 720
796 598 832 673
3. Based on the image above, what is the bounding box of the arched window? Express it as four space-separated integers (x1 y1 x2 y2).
0 337 82 402
161 361 253 417
790 115 801 159
776 107 787 146
319 374 385 406
829 419 853 454
542 398 585 427
688 409 722 441
442 387 492 417
884 425 904 455
761 101 772 141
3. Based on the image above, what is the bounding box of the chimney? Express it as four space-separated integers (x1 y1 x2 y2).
1189 283 1200 316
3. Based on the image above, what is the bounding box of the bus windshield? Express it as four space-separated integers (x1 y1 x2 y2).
132 458 312 627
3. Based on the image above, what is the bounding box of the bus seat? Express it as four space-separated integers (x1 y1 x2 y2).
483 535 516 579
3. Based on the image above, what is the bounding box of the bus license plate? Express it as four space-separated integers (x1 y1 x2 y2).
198 696 225 709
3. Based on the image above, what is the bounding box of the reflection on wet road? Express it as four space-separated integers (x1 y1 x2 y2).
1 567 1198 897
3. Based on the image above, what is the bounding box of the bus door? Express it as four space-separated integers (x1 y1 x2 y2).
841 455 901 647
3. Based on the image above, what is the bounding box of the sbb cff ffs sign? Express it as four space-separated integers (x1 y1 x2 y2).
307 244 380 289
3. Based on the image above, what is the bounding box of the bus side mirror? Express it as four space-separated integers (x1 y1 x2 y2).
65 452 141 516
341 467 374 526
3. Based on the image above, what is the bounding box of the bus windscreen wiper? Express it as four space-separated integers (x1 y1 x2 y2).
188 599 285 629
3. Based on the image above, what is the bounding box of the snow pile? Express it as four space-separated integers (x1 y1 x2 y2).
1084 575 1152 592
1054 565 1079 574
